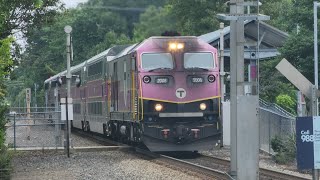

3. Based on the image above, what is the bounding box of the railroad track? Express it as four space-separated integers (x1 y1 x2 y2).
71 128 130 147
260 167 310 180
135 148 229 180
71 129 310 180
72 129 229 179
186 154 311 180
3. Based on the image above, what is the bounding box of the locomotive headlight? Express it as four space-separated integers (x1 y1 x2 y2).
169 43 177 50
169 43 184 50
199 103 207 110
155 104 163 112
177 43 184 49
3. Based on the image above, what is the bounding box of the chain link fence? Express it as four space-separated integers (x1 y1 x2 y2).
0 169 11 180
259 100 295 154
5 107 65 149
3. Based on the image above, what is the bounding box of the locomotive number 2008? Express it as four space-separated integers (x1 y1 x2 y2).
156 78 168 84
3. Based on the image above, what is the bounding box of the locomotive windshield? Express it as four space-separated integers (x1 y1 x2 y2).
184 52 215 70
141 53 174 71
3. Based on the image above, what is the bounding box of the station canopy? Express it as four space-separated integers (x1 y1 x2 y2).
198 20 289 61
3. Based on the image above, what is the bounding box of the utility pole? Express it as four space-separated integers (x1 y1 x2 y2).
217 1 269 179
314 1 320 179
230 1 245 178
64 25 72 155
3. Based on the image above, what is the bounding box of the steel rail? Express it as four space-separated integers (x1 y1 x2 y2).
200 155 310 180
134 148 228 179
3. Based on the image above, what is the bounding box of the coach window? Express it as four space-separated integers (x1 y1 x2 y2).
184 52 215 70
88 61 103 77
141 53 174 71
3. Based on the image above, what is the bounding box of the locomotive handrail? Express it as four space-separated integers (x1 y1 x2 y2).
131 71 135 120
139 76 144 121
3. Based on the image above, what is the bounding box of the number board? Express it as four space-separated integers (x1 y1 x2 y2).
192 77 203 83
155 77 168 84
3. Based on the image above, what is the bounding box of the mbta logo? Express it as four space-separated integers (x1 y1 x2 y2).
175 88 186 99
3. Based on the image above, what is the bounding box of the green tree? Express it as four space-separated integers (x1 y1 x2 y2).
84 0 165 37
276 94 296 114
167 0 227 35
258 0 315 107
260 0 293 31
0 2 63 174
0 37 13 178
0 0 61 39
133 5 176 41
89 31 132 57
10 5 134 106
259 58 296 103
276 0 315 82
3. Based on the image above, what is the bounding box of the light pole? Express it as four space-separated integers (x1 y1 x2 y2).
64 25 72 156
314 1 320 114
64 25 72 98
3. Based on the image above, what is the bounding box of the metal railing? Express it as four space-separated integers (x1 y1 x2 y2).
259 99 295 118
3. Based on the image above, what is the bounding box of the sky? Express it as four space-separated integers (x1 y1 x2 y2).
61 0 89 8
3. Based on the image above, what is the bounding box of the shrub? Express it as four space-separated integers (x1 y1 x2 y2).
271 134 296 164
0 145 11 180
0 104 11 179
276 94 296 115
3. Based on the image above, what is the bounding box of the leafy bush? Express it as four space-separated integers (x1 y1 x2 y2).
0 145 11 180
271 134 296 164
0 103 11 179
276 94 296 115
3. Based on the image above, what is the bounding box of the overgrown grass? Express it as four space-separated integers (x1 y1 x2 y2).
271 134 296 164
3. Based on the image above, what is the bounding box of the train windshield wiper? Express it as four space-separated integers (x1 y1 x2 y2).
148 67 173 72
185 67 209 71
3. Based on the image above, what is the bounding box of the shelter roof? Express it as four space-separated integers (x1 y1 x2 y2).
198 20 289 60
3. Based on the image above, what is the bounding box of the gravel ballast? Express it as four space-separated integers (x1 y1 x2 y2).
11 150 200 180
201 146 312 179
5 118 100 148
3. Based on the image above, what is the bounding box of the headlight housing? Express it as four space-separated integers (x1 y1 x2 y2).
199 103 207 110
155 104 163 112
143 76 151 83
208 74 216 83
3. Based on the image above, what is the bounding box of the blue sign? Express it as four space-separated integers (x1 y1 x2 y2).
296 116 320 170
